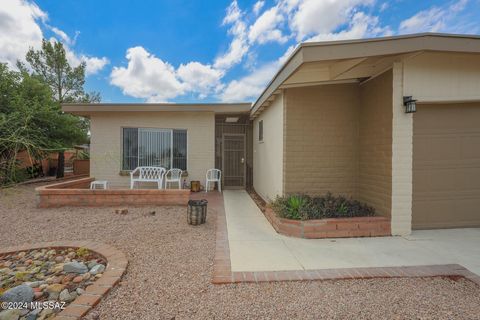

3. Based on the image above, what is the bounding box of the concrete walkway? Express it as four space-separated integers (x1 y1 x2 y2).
223 190 480 275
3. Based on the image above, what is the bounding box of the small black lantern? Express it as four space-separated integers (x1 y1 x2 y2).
403 96 417 113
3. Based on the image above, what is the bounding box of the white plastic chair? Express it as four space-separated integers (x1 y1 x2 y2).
130 166 166 189
165 168 183 189
205 169 221 192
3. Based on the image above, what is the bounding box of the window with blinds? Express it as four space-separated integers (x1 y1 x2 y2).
122 128 187 171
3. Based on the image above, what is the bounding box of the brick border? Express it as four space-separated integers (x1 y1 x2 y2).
211 194 480 286
35 177 190 208
264 207 391 238
0 241 128 320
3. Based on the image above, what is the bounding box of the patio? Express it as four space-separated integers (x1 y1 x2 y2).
1 183 480 319
224 190 480 276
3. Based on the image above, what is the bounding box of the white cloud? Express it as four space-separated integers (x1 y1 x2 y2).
287 0 375 41
177 61 223 97
248 6 288 44
399 0 470 34
219 46 295 102
0 0 108 76
253 1 265 15
214 1 249 70
306 12 392 42
219 62 277 102
110 47 184 102
0 0 45 68
61 40 109 75
110 47 223 102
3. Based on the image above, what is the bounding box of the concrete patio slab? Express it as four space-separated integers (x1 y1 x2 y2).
223 190 480 275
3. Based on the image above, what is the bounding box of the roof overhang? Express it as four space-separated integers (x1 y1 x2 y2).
251 33 480 118
62 102 252 117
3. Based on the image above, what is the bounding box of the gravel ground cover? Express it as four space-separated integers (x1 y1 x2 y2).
1 184 480 320
0 248 106 319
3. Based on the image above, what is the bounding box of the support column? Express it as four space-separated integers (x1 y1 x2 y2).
391 62 413 235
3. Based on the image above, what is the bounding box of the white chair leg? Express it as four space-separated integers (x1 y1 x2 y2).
205 180 209 192
178 180 181 189
218 180 221 192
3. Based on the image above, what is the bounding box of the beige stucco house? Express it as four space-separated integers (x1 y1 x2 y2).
64 33 480 235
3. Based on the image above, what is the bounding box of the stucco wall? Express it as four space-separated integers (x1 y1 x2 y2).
358 70 393 217
90 111 215 188
253 94 284 201
404 52 480 103
283 83 360 197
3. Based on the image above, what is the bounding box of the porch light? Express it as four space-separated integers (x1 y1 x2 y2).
225 117 239 123
403 96 417 113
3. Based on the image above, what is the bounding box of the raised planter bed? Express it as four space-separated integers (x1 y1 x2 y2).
35 177 190 208
263 206 391 239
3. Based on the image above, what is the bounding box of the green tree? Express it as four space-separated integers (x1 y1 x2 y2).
22 39 100 103
17 39 98 178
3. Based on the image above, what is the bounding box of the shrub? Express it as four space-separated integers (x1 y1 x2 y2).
270 193 375 220
270 194 314 220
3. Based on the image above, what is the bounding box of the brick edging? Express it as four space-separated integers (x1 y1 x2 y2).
35 177 191 208
0 241 128 320
263 207 391 239
211 196 480 286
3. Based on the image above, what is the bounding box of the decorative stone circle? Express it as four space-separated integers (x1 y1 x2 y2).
0 241 127 319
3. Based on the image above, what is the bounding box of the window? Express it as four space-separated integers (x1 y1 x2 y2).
258 120 263 142
122 128 187 171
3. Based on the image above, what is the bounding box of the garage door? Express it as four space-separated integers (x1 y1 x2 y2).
413 103 480 229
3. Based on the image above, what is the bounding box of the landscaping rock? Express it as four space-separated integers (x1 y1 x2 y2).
87 261 98 269
59 289 75 302
0 309 22 320
25 308 41 320
76 288 84 295
72 276 83 283
115 208 128 215
0 284 34 303
46 284 65 293
63 262 88 274
89 264 105 275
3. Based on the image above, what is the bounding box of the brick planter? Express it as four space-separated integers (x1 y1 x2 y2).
35 177 191 208
263 207 391 238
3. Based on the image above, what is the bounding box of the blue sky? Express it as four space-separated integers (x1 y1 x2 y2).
1 0 479 103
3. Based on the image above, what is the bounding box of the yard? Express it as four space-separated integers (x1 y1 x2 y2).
1 183 480 319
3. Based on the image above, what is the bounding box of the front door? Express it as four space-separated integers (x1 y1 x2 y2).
222 134 246 189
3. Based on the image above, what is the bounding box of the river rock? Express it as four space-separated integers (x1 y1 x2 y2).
0 309 22 320
63 262 88 274
89 264 105 275
0 284 34 303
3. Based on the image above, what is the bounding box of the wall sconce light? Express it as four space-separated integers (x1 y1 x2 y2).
403 96 417 113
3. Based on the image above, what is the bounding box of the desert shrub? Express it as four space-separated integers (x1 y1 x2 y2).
270 194 314 220
270 193 375 220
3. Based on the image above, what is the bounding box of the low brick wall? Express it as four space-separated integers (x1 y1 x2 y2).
36 177 190 208
264 207 391 238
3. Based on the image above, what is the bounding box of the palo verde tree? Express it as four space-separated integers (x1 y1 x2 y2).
18 39 99 178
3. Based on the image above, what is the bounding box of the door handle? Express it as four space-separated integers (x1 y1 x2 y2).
241 158 245 164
